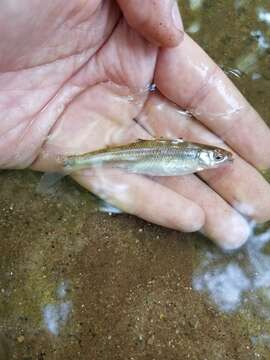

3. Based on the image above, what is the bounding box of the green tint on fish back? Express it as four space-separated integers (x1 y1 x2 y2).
62 139 233 176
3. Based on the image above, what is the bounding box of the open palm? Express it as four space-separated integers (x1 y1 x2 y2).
1 0 270 249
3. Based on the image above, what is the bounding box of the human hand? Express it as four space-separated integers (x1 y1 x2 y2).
1 0 270 249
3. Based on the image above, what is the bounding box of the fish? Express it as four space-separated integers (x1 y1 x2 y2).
61 138 233 176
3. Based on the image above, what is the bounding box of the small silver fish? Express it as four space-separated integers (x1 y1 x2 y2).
61 139 233 176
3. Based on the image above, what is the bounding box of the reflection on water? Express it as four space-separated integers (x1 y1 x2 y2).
257 7 270 26
42 281 72 336
191 231 268 356
193 259 251 312
251 29 270 50
43 302 71 336
234 5 270 80
186 0 203 34
98 199 123 214
186 21 201 34
193 225 270 313
189 0 204 11
236 25 270 78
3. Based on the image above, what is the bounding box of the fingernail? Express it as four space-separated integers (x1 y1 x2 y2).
171 1 183 31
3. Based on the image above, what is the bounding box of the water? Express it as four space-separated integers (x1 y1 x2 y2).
0 1 270 359
181 0 270 356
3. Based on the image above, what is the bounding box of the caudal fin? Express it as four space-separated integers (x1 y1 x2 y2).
36 172 66 195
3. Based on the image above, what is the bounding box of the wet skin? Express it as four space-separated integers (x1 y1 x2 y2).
1 0 270 249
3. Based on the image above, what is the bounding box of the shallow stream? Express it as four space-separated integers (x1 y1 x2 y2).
1 1 270 359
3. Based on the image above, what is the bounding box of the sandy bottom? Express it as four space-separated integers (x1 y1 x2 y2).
0 170 269 360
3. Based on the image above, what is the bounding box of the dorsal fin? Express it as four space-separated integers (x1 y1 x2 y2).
135 137 184 143
136 138 150 142
171 138 184 144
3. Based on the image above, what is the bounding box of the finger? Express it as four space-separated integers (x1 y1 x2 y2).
31 81 153 172
155 34 270 169
116 0 183 47
157 175 251 250
138 93 270 223
72 168 205 233
200 157 270 223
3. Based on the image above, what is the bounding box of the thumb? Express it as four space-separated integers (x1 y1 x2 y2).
116 0 183 47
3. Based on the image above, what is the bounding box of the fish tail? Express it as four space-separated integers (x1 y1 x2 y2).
57 155 80 173
36 172 67 195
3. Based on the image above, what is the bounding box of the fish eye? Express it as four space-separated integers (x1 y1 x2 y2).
214 151 224 161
